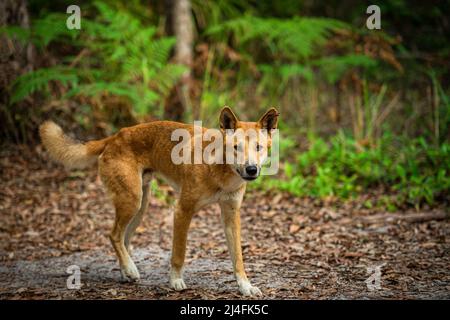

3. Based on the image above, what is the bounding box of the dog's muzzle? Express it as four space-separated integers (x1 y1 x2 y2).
237 165 259 181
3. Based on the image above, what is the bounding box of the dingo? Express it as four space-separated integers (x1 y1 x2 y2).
39 106 279 296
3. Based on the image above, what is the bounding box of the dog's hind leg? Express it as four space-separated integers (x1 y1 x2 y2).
100 160 143 282
125 181 151 253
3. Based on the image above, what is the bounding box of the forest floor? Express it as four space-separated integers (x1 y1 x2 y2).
0 145 449 300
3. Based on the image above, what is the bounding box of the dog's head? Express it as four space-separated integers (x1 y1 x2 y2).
219 106 279 181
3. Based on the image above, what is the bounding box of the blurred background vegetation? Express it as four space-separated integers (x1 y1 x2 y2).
1 0 449 209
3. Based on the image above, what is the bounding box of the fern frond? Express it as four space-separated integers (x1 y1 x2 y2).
8 1 183 117
207 15 348 60
11 67 79 104
314 54 378 83
151 64 188 96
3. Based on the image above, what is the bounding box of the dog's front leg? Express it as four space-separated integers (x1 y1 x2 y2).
170 203 194 291
219 199 262 297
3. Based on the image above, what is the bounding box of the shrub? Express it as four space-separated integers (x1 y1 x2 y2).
254 132 449 207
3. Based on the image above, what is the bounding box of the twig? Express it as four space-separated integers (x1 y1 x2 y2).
359 211 449 224
69 48 89 68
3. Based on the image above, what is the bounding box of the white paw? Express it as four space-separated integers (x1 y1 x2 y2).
238 280 262 297
120 262 140 282
170 278 187 291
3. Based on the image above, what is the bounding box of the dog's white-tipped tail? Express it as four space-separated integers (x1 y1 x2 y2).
39 121 108 169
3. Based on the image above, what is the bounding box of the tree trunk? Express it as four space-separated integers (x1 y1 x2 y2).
163 0 194 122
0 0 34 143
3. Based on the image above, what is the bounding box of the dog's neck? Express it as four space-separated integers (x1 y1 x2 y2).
212 163 246 192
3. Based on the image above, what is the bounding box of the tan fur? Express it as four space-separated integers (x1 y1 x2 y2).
39 107 279 296
39 121 110 169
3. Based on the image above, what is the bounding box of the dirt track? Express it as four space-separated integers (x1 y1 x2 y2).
1 146 449 299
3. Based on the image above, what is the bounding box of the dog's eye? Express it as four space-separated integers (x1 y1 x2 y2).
256 144 263 151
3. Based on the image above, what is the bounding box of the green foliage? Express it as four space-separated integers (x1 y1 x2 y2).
33 13 80 47
203 13 383 127
256 63 314 100
205 14 380 84
207 15 347 61
314 54 378 84
6 1 186 116
2 0 448 209
255 133 449 207
192 0 250 29
11 66 79 104
203 14 371 125
1 13 79 48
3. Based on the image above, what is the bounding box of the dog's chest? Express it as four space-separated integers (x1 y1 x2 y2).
156 171 244 210
195 185 244 211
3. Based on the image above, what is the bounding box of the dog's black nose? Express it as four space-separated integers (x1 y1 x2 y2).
245 165 258 176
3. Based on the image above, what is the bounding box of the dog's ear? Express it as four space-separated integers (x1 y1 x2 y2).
219 106 239 130
258 107 280 132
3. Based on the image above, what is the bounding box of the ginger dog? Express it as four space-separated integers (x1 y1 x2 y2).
39 106 279 296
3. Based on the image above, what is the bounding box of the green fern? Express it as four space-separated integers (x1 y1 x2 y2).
206 15 347 61
258 63 314 91
33 13 80 47
5 1 185 116
11 67 79 104
314 54 378 84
